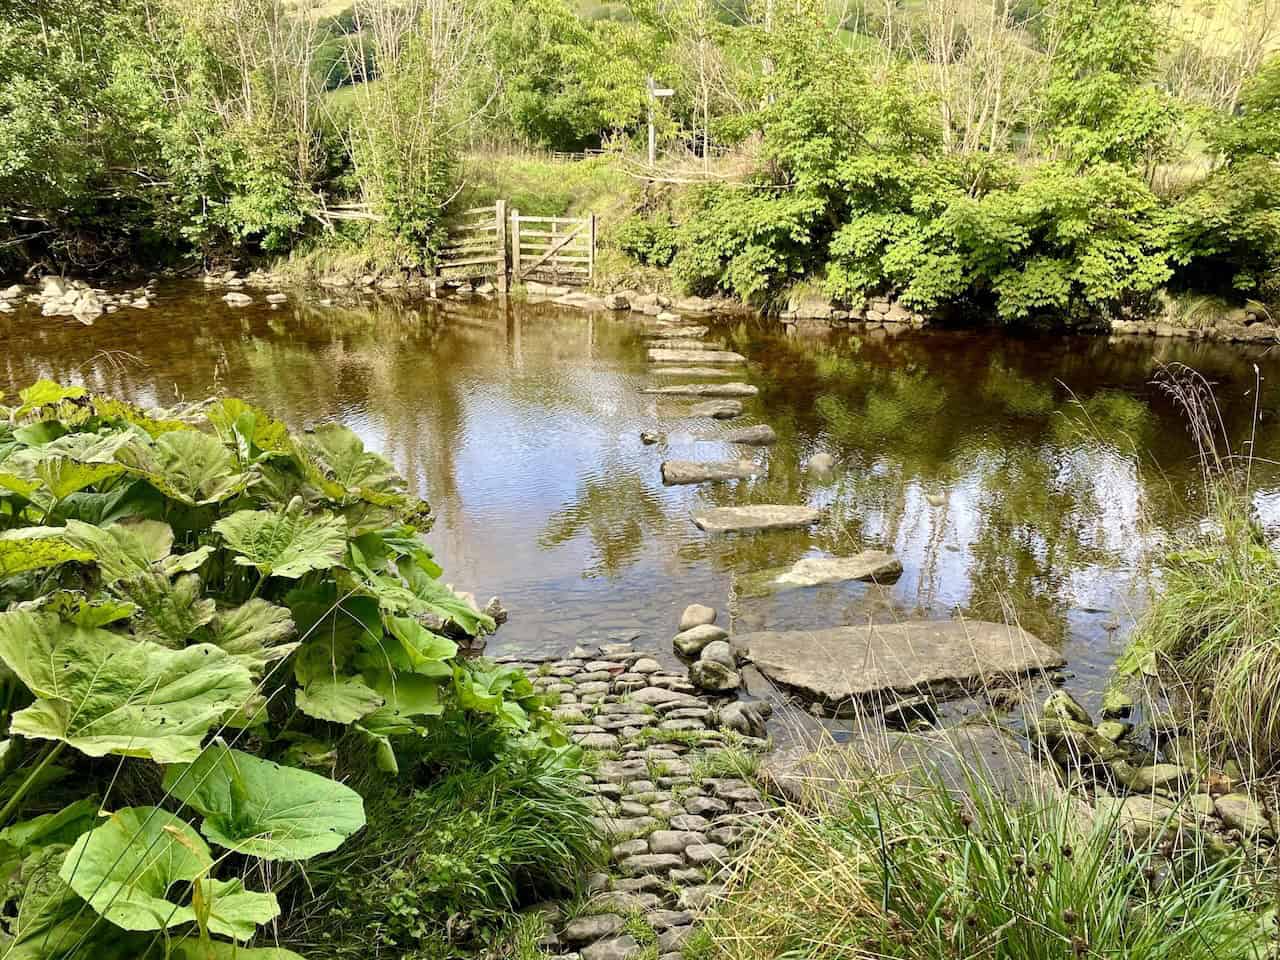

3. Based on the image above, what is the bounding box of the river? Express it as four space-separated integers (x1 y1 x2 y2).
5 284 1279 716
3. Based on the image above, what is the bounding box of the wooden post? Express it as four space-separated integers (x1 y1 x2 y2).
495 199 508 293
509 208 521 284
588 213 597 282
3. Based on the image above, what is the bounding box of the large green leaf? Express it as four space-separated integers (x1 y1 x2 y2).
0 527 93 578
0 798 99 854
120 570 217 646
1 431 135 503
363 558 494 636
169 940 306 960
16 590 138 627
354 615 455 677
163 743 365 861
116 431 250 505
295 675 383 723
205 398 293 459
14 381 87 417
0 612 256 763
205 599 297 671
194 878 281 940
63 518 175 582
303 423 404 505
364 669 443 718
59 806 209 932
214 506 347 580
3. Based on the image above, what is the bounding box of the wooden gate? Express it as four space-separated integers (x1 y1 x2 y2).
509 211 596 286
436 201 508 292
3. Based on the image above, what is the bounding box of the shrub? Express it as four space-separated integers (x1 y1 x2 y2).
695 761 1269 960
0 381 566 959
614 215 678 267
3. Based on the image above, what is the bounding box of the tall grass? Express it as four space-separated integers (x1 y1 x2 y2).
1116 363 1280 780
691 755 1271 960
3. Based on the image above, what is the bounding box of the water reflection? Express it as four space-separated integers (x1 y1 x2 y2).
4 288 1279 711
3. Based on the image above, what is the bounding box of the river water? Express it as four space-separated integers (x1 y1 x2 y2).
5 285 1279 713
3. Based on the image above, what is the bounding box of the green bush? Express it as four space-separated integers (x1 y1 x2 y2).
0 381 568 959
615 215 679 267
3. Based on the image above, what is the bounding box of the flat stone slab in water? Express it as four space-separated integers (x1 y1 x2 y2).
740 551 903 595
646 338 724 351
651 366 738 378
643 382 758 398
682 400 742 419
692 505 820 533
648 348 746 365
701 424 777 445
734 621 1065 704
661 460 759 485
642 326 708 338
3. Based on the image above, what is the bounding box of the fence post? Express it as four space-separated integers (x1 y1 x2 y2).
588 213 597 282
495 199 508 293
510 208 521 284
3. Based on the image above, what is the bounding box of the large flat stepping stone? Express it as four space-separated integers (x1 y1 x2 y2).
700 424 777 445
642 325 708 338
739 551 902 595
651 366 738 378
662 460 759 485
658 399 742 420
647 338 723 351
733 621 1066 704
648 348 746 365
643 382 758 397
692 505 820 533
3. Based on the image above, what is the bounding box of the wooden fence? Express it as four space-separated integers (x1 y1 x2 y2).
509 211 596 286
434 202 596 290
436 201 508 292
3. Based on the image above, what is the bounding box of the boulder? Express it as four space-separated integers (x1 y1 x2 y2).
646 337 720 351
40 277 68 297
642 325 708 339
266 293 288 304
717 700 769 739
788 292 835 320
642 383 758 398
604 293 631 310
223 292 253 306
674 624 728 657
1043 690 1092 725
661 459 758 485
700 640 735 669
1032 718 1126 768
651 366 737 378
704 424 777 445
806 452 837 476
647 348 746 365
690 659 740 692
740 551 902 595
1100 687 1134 719
692 505 821 534
1214 793 1274 839
687 400 742 420
679 604 717 631
1095 795 1195 844
734 621 1065 705
1120 764 1193 793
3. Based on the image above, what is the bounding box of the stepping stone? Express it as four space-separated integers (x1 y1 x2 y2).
563 915 626 943
643 382 758 397
619 853 684 876
642 325 708 338
661 460 758 485
647 338 722 351
700 424 777 445
648 348 746 364
692 505 820 533
677 884 724 911
651 366 738 377
687 400 742 419
739 551 903 596
583 935 641 960
734 621 1065 704
648 830 707 854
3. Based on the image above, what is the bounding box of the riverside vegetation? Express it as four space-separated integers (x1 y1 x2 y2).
2 0 1280 328
0 381 598 958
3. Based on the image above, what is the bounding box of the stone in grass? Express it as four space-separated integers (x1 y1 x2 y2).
658 926 695 953
690 659 741 692
629 686 704 709
676 884 724 911
674 624 729 657
619 853 684 876
699 640 735 670
1214 793 1275 839
685 796 730 817
1043 690 1092 725
1122 764 1193 793
680 603 717 630
686 843 730 866
1101 686 1135 719
717 700 768 739
649 910 695 931
582 935 642 960
562 914 626 944
669 814 711 831
648 830 707 855
1096 720 1133 742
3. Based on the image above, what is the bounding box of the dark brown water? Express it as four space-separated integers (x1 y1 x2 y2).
5 284 1280 713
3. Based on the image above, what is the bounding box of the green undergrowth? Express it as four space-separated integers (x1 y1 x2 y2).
690 767 1276 960
0 380 583 959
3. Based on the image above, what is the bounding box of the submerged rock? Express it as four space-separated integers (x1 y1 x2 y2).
1042 690 1092 725
741 551 902 595
734 621 1065 705
223 292 252 306
692 505 821 534
661 459 758 485
687 400 743 420
806 452 837 476
703 424 777 446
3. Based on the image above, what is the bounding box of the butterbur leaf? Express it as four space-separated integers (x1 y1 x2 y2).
59 806 211 931
63 518 174 582
0 527 93 577
296 675 383 723
205 599 296 669
0 797 99 853
170 941 306 960
163 743 366 861
120 570 216 646
381 615 456 675
214 506 347 579
19 590 138 627
15 381 87 416
364 669 443 718
162 544 215 576
205 398 293 458
0 611 255 763
116 430 250 505
91 397 194 437
304 423 404 504
194 878 281 940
